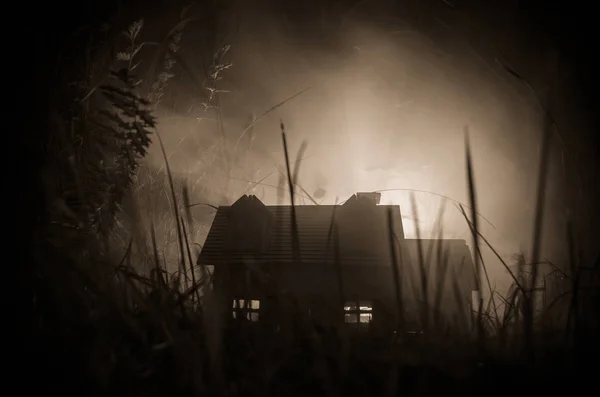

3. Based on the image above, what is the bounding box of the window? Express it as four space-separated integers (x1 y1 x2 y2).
344 301 373 324
232 299 260 321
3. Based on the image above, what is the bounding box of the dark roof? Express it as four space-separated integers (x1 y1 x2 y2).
198 195 405 266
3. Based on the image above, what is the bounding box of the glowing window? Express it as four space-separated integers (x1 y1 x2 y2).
232 299 260 321
344 301 373 323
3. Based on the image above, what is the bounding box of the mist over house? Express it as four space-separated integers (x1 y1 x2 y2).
198 192 477 334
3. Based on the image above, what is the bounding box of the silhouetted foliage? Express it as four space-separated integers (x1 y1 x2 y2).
93 69 156 233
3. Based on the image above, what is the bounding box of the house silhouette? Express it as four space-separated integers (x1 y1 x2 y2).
198 192 477 334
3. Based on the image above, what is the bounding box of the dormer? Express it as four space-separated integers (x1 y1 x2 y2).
356 192 381 205
340 192 380 219
337 192 385 257
226 195 274 253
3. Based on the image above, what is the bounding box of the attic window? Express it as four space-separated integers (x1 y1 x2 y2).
344 301 373 323
232 299 260 321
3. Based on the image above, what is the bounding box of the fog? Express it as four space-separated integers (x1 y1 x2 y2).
133 0 595 298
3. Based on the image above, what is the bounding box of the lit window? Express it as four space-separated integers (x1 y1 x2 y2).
232 299 260 321
344 301 373 324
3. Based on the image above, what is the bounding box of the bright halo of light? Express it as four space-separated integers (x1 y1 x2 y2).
380 190 418 238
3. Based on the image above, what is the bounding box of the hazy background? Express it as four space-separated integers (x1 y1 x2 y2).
104 0 598 298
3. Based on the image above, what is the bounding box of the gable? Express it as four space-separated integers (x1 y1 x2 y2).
226 195 274 253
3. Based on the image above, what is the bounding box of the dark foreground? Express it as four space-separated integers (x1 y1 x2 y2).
23 244 599 397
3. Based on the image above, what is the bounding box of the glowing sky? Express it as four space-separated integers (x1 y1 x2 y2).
138 2 593 300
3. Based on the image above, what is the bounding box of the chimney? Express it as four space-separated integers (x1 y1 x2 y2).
356 192 381 205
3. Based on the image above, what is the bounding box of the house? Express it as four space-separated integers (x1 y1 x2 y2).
198 192 477 334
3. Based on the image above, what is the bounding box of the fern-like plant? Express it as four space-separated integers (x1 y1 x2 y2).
94 68 156 234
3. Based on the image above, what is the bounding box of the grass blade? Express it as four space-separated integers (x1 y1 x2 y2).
387 208 405 334
463 127 483 340
526 101 553 358
410 192 429 331
280 120 304 265
156 129 188 291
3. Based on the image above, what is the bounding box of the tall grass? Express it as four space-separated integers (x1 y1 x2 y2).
29 108 599 395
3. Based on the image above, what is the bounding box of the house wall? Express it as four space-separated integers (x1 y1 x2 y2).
213 241 475 332
400 240 476 306
217 262 397 303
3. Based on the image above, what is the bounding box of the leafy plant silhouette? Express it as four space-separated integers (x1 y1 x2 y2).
93 68 156 234
45 19 156 246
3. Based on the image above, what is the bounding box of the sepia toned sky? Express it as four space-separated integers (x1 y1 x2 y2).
117 0 598 295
